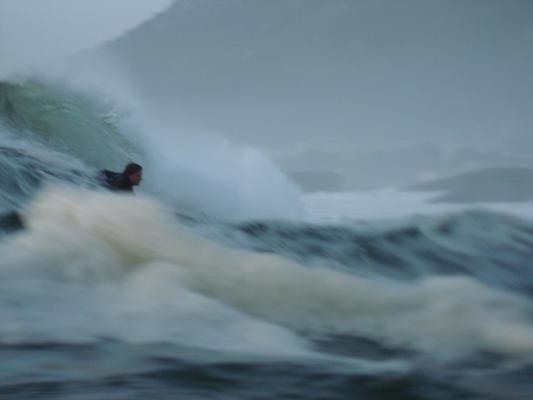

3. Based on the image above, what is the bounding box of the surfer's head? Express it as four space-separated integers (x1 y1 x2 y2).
123 162 143 186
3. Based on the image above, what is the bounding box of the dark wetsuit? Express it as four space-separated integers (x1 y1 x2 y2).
98 170 134 193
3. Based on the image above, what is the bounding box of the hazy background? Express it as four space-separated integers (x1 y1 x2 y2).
0 0 174 78
26 0 533 190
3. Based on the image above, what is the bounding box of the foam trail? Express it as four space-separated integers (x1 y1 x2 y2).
1 186 533 361
0 186 312 359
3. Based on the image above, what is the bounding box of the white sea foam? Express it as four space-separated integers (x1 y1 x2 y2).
1 186 533 361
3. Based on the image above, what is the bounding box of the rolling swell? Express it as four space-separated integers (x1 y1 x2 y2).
205 211 533 294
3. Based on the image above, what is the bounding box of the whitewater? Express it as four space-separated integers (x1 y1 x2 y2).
0 77 533 400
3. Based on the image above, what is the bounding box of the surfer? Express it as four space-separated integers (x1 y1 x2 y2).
97 162 143 193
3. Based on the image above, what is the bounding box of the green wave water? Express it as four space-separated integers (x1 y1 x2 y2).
0 79 139 170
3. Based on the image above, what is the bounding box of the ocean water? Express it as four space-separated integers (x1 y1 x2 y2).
2 79 533 400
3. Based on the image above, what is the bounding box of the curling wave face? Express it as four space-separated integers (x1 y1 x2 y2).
0 78 303 221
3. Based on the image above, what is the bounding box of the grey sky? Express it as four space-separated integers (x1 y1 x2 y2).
0 0 174 78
